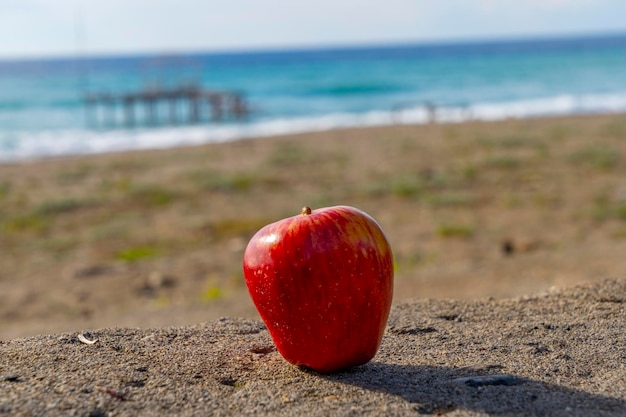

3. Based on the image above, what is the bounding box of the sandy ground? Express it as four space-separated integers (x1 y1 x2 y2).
1 116 625 415
1 114 626 340
0 278 624 416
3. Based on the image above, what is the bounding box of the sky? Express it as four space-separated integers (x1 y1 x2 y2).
2 0 626 58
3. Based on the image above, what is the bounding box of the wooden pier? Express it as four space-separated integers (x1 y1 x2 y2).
84 85 249 127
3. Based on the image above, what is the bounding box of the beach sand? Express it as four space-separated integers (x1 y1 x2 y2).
1 278 624 416
1 114 626 415
1 113 626 341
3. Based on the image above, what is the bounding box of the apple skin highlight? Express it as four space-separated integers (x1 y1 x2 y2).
243 205 394 373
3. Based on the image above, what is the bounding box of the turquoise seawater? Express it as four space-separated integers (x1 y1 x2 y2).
1 34 626 161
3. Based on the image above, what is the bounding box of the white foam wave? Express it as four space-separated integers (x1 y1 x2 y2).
395 92 626 124
2 91 626 162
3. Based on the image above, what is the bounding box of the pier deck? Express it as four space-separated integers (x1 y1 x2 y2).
84 85 249 127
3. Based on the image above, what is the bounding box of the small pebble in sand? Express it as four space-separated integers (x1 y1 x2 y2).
3 374 20 382
453 374 521 387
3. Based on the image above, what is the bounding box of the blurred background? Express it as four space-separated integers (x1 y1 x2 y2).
1 1 626 339
2 1 626 159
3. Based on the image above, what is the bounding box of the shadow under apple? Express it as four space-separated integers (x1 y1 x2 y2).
316 362 625 416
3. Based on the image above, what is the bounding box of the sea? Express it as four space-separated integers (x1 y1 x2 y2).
1 33 626 162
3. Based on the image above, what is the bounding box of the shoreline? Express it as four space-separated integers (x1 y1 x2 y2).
2 110 626 165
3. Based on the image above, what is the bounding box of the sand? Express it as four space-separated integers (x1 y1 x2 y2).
2 113 626 340
1 115 625 415
1 278 624 416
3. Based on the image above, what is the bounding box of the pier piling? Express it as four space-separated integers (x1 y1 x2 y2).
84 85 249 127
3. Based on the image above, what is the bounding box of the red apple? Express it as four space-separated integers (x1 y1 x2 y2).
243 205 394 373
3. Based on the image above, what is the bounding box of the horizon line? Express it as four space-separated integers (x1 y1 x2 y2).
1 29 626 63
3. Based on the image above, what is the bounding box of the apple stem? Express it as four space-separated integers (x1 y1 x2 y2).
301 206 312 215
